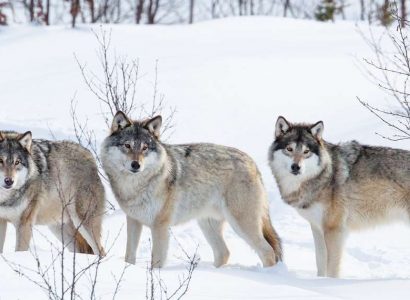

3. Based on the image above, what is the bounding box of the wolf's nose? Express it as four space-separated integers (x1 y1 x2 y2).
131 161 140 172
291 164 300 173
4 177 14 187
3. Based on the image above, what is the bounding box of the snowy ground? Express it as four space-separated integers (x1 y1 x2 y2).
1 17 410 299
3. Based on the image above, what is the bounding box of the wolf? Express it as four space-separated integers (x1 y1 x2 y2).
101 111 282 268
0 131 105 255
269 116 410 277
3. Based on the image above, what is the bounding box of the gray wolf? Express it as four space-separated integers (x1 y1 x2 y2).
101 111 282 267
0 131 105 255
269 116 410 277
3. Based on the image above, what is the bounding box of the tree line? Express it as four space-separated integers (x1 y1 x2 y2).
0 0 407 27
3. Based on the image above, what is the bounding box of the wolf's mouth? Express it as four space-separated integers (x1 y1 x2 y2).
291 170 300 176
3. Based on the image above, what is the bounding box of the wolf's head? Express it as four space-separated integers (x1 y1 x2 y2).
0 131 33 191
102 111 164 174
269 117 329 192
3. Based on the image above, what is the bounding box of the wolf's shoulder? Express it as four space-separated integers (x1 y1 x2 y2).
330 140 410 166
34 139 92 154
327 140 362 164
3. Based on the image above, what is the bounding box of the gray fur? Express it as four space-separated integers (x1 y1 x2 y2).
269 116 410 278
0 131 105 255
102 112 282 268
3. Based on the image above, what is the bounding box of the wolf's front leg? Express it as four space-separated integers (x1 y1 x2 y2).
125 216 143 264
310 224 327 277
151 224 169 268
15 222 33 251
324 227 346 278
0 219 7 253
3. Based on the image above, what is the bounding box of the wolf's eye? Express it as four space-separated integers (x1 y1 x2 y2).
15 160 21 166
142 144 148 151
0 159 3 164
124 143 131 149
286 146 293 152
304 149 310 154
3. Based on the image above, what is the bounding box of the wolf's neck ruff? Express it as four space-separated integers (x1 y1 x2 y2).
283 162 332 210
0 182 30 207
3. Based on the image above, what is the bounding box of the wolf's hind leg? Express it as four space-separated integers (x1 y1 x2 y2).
324 227 346 278
151 224 169 268
198 218 230 267
80 220 105 256
71 214 105 256
311 224 327 277
49 223 77 252
0 218 7 253
225 211 276 267
125 216 143 264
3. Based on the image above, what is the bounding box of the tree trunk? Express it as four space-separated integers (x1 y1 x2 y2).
147 0 154 23
284 0 290 17
0 3 7 25
86 0 95 22
45 0 50 25
116 0 121 22
147 0 159 24
340 0 346 20
401 0 406 27
29 0 34 22
71 0 80 27
135 0 143 23
189 0 194 24
211 0 219 18
360 0 365 20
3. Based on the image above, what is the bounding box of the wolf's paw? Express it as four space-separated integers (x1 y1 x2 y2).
213 250 230 268
125 255 136 265
151 259 165 269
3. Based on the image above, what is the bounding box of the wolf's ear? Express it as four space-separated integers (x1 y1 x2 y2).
275 116 291 138
18 131 32 152
310 121 324 140
144 115 162 138
111 111 131 132
0 132 4 142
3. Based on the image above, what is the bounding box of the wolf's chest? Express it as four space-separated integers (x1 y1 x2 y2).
0 195 29 223
296 202 325 229
113 176 165 226
123 196 164 226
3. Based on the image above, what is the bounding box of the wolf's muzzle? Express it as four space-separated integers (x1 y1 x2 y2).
291 163 300 175
4 177 14 189
130 160 140 173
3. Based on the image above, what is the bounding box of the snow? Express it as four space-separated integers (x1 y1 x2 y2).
1 17 410 299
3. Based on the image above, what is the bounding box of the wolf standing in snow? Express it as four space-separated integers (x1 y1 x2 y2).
101 111 282 268
269 116 410 277
0 131 105 255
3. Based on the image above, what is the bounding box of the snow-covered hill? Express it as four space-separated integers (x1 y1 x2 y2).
1 17 410 299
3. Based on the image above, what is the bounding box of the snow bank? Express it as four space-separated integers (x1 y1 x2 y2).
0 17 410 299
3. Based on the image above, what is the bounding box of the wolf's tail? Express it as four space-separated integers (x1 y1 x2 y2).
74 232 94 254
262 214 283 262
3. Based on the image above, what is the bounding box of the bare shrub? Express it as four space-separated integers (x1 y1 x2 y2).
358 1 410 140
72 27 176 211
145 233 199 300
74 27 175 134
